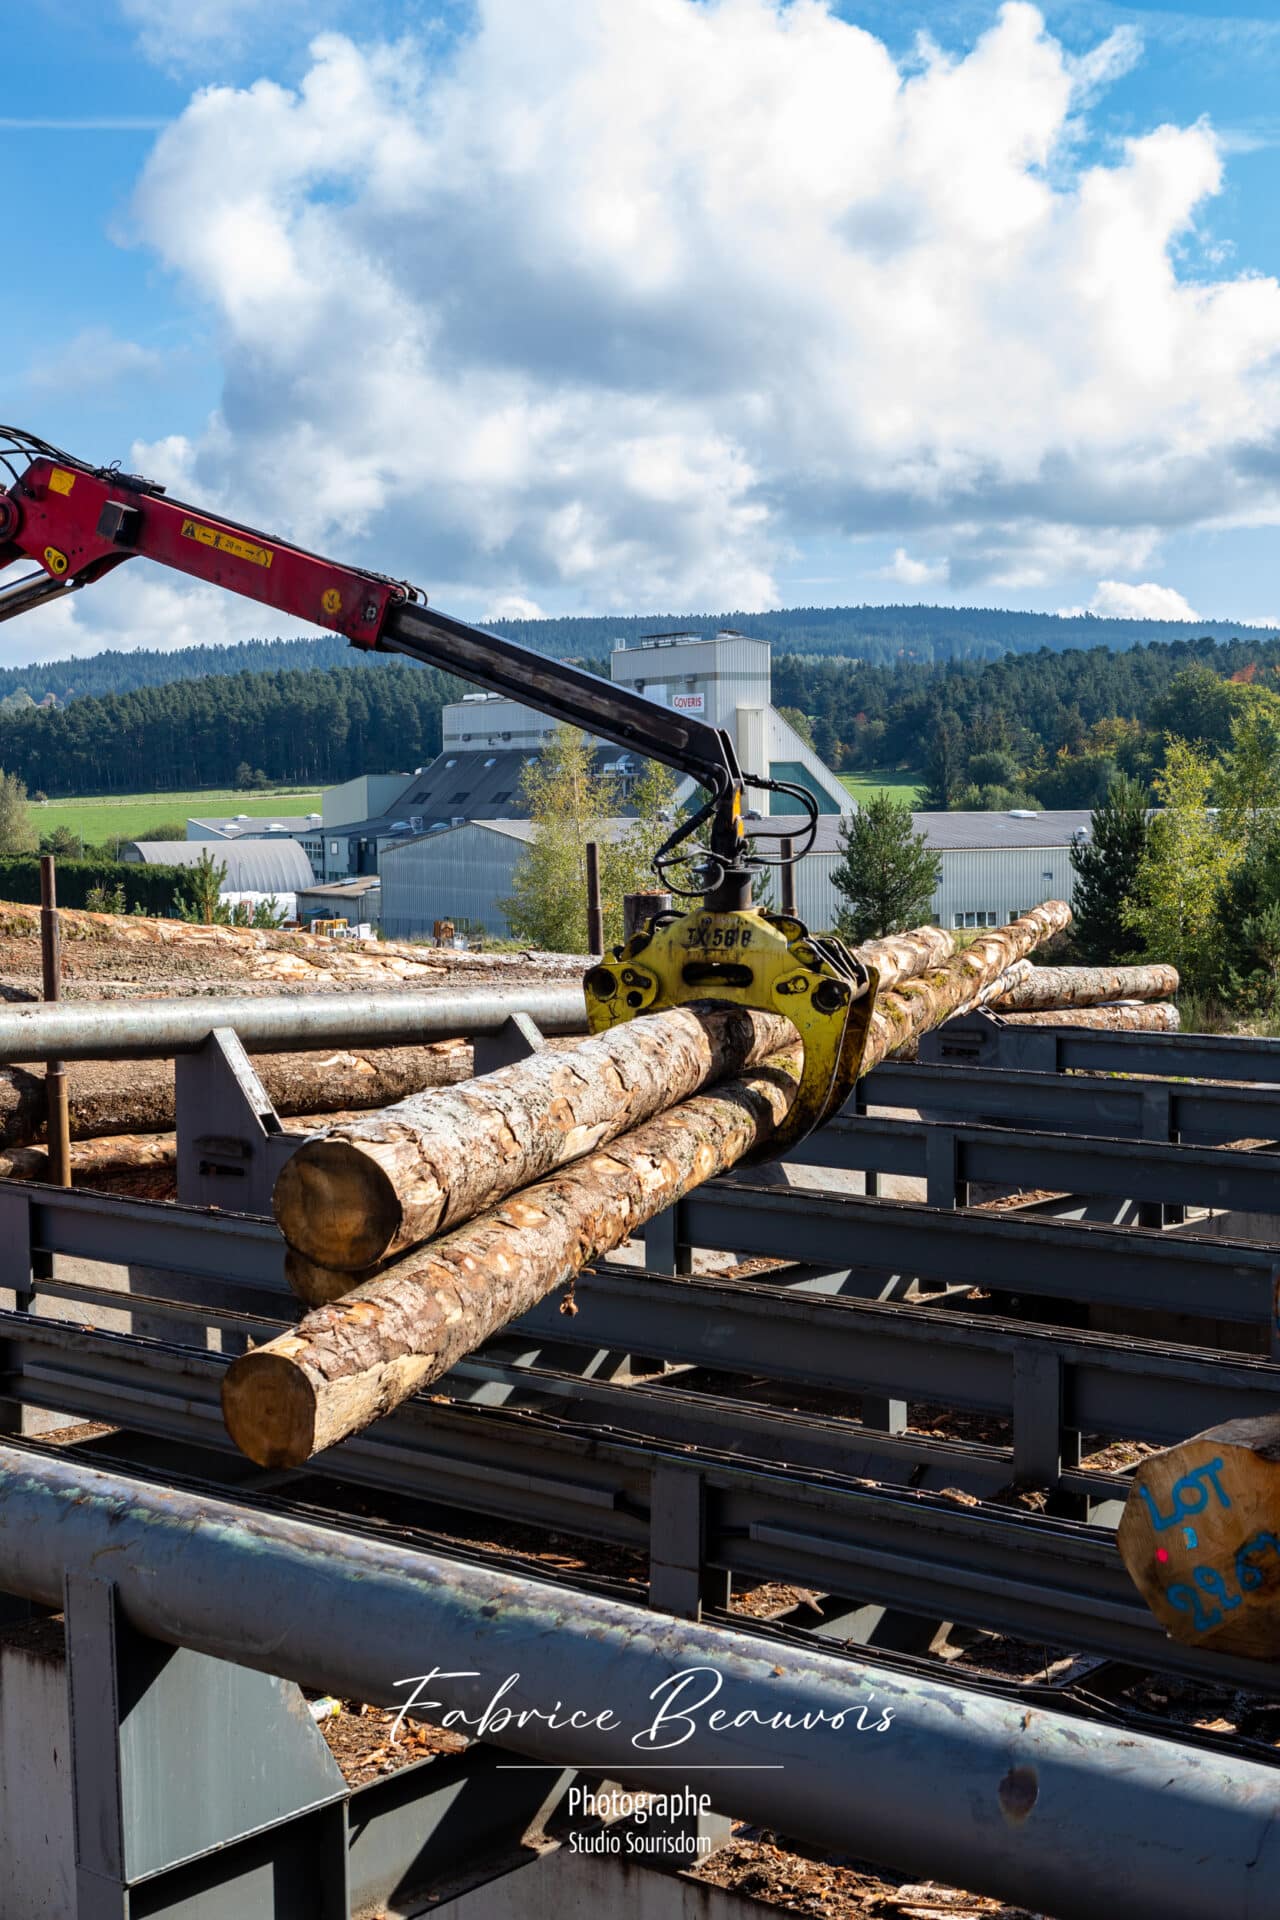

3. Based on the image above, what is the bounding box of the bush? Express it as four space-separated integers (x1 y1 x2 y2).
0 856 192 916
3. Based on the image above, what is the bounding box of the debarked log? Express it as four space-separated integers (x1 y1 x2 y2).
1117 1417 1280 1659
989 963 1180 1012
223 1048 801 1466
997 1002 1180 1032
0 1043 471 1148
273 1004 796 1273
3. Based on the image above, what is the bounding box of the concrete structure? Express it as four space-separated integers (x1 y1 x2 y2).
120 837 315 902
379 807 1091 941
186 813 321 843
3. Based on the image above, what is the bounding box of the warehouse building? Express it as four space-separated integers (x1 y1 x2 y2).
120 837 315 914
378 808 1092 942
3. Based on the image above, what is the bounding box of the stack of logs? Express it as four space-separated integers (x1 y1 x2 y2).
221 900 1166 1469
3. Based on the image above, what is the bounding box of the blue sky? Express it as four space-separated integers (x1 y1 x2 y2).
7 0 1280 664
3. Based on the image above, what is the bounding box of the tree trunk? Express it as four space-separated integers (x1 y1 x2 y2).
0 1111 372 1189
997 1003 1179 1031
223 1046 801 1466
855 926 956 992
0 1044 470 1148
273 1005 795 1273
861 903 1072 1072
1117 1417 1280 1658
989 963 1179 1011
970 959 1033 1007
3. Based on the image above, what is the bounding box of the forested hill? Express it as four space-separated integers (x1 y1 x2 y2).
5 623 1280 802
1 603 1270 706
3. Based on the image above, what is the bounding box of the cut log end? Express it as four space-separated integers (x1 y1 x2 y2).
272 1139 404 1272
220 1353 317 1469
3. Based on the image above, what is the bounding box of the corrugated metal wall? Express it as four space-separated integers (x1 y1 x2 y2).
380 827 523 940
380 830 1076 941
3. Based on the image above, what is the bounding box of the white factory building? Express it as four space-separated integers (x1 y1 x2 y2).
378 808 1092 942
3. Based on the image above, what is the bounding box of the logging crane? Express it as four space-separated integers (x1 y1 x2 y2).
0 426 876 1152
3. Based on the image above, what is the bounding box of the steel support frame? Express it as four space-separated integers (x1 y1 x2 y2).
918 1007 1280 1082
51 1569 575 1920
2 1308 1277 1691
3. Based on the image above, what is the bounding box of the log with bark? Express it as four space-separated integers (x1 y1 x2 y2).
861 902 1072 1072
225 905 1072 1464
1117 1417 1280 1659
273 1005 796 1273
0 1043 470 1148
988 963 1179 1012
223 1045 802 1466
997 1002 1179 1032
855 926 956 992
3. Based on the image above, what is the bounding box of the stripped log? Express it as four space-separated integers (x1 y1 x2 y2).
223 1047 801 1465
0 1044 470 1149
855 926 956 993
1117 1418 1280 1659
998 1003 1179 1032
863 902 1072 1072
989 963 1179 1012
274 1005 795 1273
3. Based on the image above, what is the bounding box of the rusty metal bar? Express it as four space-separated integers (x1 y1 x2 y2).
585 839 604 955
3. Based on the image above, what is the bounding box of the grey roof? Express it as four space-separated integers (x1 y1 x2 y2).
378 816 636 859
329 744 658 841
122 839 315 893
190 815 319 837
296 875 383 899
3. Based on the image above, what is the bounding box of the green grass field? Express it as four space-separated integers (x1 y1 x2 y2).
31 788 325 845
838 770 921 805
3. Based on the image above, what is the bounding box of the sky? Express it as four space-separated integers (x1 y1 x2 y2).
6 0 1280 665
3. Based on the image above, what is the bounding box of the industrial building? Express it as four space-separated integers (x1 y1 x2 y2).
379 807 1093 942
120 836 315 909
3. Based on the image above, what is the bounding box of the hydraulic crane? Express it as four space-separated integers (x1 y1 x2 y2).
0 426 877 1151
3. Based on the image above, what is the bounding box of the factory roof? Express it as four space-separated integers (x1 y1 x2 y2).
121 839 315 893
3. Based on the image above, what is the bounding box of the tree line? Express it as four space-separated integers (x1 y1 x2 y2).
0 662 465 797
0 605 1268 709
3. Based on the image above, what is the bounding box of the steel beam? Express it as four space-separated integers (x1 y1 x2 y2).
858 1060 1280 1149
919 1009 1280 1083
675 1184 1280 1332
1 1310 1274 1689
0 984 587 1062
791 1112 1280 1217
0 1441 1277 1920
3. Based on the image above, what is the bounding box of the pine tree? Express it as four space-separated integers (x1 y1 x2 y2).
1069 772 1150 964
830 796 939 942
0 771 36 854
915 708 964 810
175 849 229 924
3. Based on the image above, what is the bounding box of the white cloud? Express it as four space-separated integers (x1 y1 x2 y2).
58 0 1280 644
119 0 341 71
879 548 948 587
24 329 165 396
1085 579 1202 621
484 594 547 622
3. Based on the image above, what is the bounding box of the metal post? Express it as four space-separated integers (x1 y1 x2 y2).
780 835 796 917
39 855 70 1187
585 839 604 954
0 1444 1277 1920
624 890 672 941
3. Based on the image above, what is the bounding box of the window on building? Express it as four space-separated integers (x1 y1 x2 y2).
329 841 339 855
450 791 469 803
491 790 511 803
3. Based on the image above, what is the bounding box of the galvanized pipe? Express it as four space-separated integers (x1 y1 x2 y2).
0 1442 1275 1920
0 985 588 1062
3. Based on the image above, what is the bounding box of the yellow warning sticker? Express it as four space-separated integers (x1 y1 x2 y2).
180 518 273 569
321 587 342 616
48 469 76 497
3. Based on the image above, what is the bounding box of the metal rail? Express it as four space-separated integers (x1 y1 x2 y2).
0 984 587 1061
921 1009 1280 1082
793 1111 1280 1215
860 1059 1280 1148
1 1440 1277 1920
